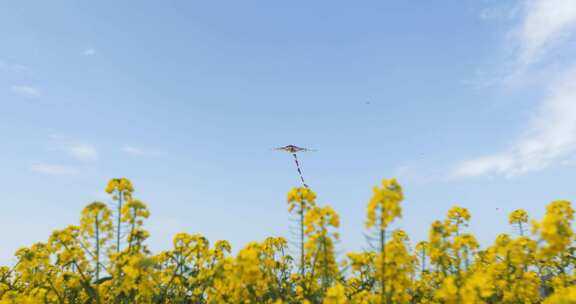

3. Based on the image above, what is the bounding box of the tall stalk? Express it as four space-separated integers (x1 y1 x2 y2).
116 192 123 253
95 215 100 281
380 227 387 304
299 202 305 278
321 235 329 292
128 206 136 251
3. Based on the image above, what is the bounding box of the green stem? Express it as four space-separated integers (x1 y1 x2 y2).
116 192 123 253
322 234 329 292
380 227 386 304
300 203 305 278
95 215 100 281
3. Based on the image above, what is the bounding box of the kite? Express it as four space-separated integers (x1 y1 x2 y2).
275 145 315 188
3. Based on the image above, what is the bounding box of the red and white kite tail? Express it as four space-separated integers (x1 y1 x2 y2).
292 153 309 188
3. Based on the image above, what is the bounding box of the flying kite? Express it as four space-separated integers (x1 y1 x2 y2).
275 145 315 188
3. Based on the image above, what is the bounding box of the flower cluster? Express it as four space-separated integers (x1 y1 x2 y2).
1 178 575 303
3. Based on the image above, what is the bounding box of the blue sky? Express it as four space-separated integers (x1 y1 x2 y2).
2 1 576 264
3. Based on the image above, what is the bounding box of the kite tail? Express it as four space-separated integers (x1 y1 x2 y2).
292 153 309 188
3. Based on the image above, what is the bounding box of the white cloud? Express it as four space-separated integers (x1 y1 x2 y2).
454 155 514 178
121 145 158 156
29 139 98 176
455 0 576 178
514 0 576 66
84 48 96 56
121 145 145 155
63 144 99 162
0 61 31 74
11 85 41 98
46 135 100 162
30 163 78 176
48 133 68 141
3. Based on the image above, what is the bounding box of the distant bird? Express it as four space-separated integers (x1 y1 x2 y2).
275 145 315 188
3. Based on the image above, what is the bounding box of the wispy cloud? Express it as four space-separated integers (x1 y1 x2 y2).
30 163 78 176
454 0 576 178
456 66 576 177
46 134 100 162
0 61 31 74
11 85 41 98
513 0 576 66
30 137 98 177
121 145 159 156
48 133 68 141
83 48 96 56
62 143 99 162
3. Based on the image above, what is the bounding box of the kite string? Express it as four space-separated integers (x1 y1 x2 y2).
292 153 309 188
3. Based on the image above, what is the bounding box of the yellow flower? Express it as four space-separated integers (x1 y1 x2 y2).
287 187 316 212
447 206 470 224
532 200 574 257
6 177 576 304
323 283 347 304
543 286 576 304
105 177 134 194
509 209 529 224
366 178 403 229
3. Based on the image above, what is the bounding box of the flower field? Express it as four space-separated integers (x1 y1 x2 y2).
1 177 575 303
